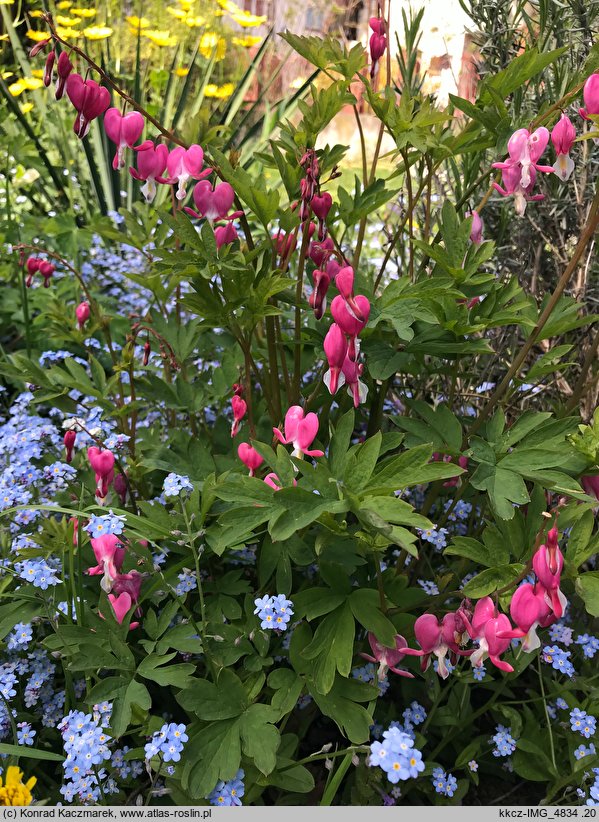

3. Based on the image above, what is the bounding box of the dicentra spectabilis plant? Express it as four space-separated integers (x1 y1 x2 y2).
0 0 597 808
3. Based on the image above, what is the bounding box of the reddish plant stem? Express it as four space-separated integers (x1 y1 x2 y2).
291 225 312 404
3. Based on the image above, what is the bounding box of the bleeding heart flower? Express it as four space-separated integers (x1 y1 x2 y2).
341 356 368 408
66 74 111 139
309 236 334 267
215 221 238 248
466 210 483 244
311 192 332 221
63 430 76 463
231 395 247 438
129 140 169 203
399 614 454 679
368 17 387 76
309 269 331 320
55 51 73 100
532 526 567 619
114 472 128 505
186 180 235 222
550 113 576 181
264 472 282 490
492 163 545 216
331 294 370 360
275 230 298 260
159 144 207 200
498 582 553 653
25 257 40 287
360 632 414 680
38 261 55 288
108 591 138 627
273 406 324 459
112 570 144 604
311 192 333 240
75 301 90 330
492 127 553 213
323 323 348 395
103 108 145 170
462 597 514 673
238 443 264 476
335 266 368 321
582 475 599 504
87 533 125 592
43 50 55 87
580 72 599 119
87 446 115 502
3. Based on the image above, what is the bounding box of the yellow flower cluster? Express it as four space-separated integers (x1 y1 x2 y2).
143 30 178 47
71 7 96 17
83 25 113 39
166 7 205 27
23 0 264 60
232 34 261 47
199 31 226 60
204 82 234 98
125 15 149 30
8 76 43 96
26 30 51 41
216 0 266 26
0 767 36 806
